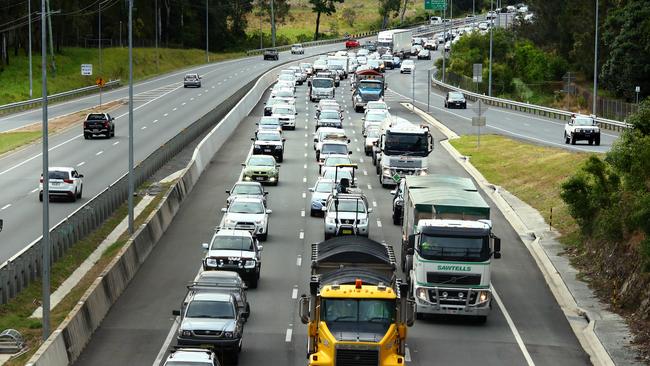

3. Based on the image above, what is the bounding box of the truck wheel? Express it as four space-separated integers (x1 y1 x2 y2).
588 139 593 145
595 136 601 146
393 213 400 225
39 192 43 202
71 190 77 202
564 132 570 144
376 164 380 175
278 154 284 163
249 278 258 289
570 134 576 145
310 209 318 217
84 134 90 140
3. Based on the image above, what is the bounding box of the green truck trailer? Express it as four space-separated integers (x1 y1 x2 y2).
399 175 501 322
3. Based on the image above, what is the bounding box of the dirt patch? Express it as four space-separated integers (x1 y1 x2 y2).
14 100 125 134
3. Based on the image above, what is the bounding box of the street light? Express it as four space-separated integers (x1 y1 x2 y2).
592 0 599 116
488 0 493 96
636 86 641 105
271 0 276 48
128 0 134 234
28 0 33 98
206 0 209 63
40 0 51 340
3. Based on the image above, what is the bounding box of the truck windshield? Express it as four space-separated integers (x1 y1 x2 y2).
384 132 428 156
329 199 366 213
359 81 382 90
377 41 391 48
312 79 334 88
186 300 234 319
321 299 395 339
418 234 489 262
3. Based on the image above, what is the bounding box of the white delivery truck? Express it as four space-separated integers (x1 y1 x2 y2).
377 29 413 58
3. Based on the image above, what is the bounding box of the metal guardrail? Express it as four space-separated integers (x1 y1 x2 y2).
430 71 632 132
0 80 121 116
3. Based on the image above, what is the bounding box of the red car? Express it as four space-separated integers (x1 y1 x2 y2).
345 39 360 48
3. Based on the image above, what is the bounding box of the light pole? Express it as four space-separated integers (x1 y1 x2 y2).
270 0 276 48
155 0 158 70
40 0 51 340
592 0 599 116
99 1 102 77
128 0 134 234
488 0 493 96
206 0 209 63
441 1 447 83
28 0 33 98
636 86 640 105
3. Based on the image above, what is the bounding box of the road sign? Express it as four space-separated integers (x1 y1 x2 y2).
636 86 641 93
472 116 486 126
425 0 447 11
472 63 482 83
95 78 105 87
81 64 93 76
392 173 401 183
472 99 489 116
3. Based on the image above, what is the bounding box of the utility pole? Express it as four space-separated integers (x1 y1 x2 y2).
155 0 158 70
99 1 102 77
472 0 475 16
128 0 134 234
260 12 263 49
592 0 599 116
442 2 446 83
119 21 122 48
40 0 51 340
46 0 56 74
206 0 209 63
28 0 33 98
488 0 493 96
271 0 276 48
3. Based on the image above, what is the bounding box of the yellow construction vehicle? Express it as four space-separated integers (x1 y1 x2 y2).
299 236 415 366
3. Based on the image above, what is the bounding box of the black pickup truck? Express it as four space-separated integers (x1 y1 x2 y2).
263 48 279 61
83 113 115 139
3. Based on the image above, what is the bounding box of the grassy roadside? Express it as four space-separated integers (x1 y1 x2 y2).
0 48 243 105
1 181 172 366
0 132 41 155
449 135 600 239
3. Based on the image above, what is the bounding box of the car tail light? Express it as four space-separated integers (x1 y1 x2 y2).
63 179 73 184
104 121 109 128
84 122 88 128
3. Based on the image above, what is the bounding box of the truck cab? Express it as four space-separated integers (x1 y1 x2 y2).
352 69 386 112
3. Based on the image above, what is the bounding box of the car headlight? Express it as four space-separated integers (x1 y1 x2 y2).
206 258 218 267
225 218 237 225
419 169 428 176
416 288 428 301
383 168 391 176
181 330 192 337
275 145 282 149
326 217 336 224
359 218 368 225
255 219 264 225
355 95 362 101
269 177 276 182
244 260 257 268
478 291 490 304
224 331 234 338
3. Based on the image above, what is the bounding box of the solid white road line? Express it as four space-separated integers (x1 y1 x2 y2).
492 285 536 366
152 317 180 366
372 201 377 207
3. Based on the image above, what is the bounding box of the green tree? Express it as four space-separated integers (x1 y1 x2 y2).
341 7 357 27
378 0 401 29
309 0 345 40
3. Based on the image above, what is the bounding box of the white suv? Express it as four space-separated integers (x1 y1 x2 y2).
163 348 219 366
39 167 83 202
220 197 272 241
271 104 297 130
291 43 305 54
564 114 601 146
323 193 371 239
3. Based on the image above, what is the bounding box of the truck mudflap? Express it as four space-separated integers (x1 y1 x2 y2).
412 282 492 317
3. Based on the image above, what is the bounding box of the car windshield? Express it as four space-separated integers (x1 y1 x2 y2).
257 133 281 141
321 299 394 336
312 79 334 88
320 132 346 141
366 129 380 138
279 75 294 81
384 132 428 155
231 184 263 195
229 201 264 214
325 157 351 166
573 117 594 126
323 170 352 182
248 156 275 166
329 199 366 213
300 63 311 69
315 181 335 193
403 60 414 66
418 234 489 262
314 60 327 67
260 118 280 126
359 81 382 90
275 90 293 98
367 103 387 110
185 300 234 319
449 92 465 100
321 144 348 154
48 170 69 179
210 235 254 251
86 114 106 121
320 111 340 120
165 360 212 366
273 107 294 115
366 112 388 122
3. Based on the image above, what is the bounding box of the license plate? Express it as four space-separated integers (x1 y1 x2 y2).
342 229 353 235
93 129 99 133
51 182 61 186
255 177 265 181
264 149 272 153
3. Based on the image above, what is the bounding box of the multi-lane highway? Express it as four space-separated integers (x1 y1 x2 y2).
73 60 589 366
0 42 358 265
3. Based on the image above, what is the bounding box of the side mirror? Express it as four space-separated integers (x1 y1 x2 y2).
78 174 84 178
308 187 315 192
258 244 264 251
347 139 351 143
295 112 298 115
221 208 227 213
202 243 209 250
283 138 287 142
266 209 273 214
299 295 310 324
367 208 373 213
348 151 352 155
390 190 396 195
172 310 181 316
241 163 246 167
242 311 250 319
226 190 231 194
321 206 327 212
493 237 502 259
314 138 318 142
407 234 416 252
251 138 255 141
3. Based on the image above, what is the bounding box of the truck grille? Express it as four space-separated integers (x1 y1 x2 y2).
193 329 223 337
335 348 379 366
427 273 481 286
339 219 358 225
428 289 478 305
235 222 256 231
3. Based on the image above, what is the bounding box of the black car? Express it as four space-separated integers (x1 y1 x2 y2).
83 113 115 139
444 91 467 109
263 48 279 61
252 130 285 162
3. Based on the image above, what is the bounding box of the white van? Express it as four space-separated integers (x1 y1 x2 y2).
430 16 442 25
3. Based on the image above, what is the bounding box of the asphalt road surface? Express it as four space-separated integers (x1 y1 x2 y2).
74 65 589 366
0 42 356 264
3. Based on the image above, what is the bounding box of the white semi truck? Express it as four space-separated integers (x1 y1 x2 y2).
400 175 502 323
373 118 433 188
377 29 413 58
